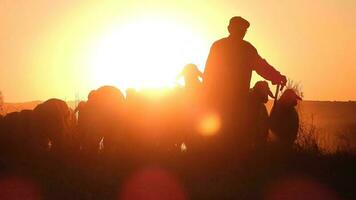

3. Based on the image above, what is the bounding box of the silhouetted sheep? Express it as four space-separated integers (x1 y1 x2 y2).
247 81 274 148
75 86 126 156
270 89 302 148
0 110 35 160
32 98 77 154
178 63 203 90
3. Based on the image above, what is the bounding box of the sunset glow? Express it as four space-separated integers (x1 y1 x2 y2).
1 2 356 199
1 1 355 101
87 17 209 91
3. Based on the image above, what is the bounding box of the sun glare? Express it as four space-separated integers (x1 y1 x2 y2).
87 17 209 91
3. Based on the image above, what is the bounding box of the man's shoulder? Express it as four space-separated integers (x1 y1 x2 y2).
214 37 229 43
242 40 257 51
211 37 229 47
212 38 256 49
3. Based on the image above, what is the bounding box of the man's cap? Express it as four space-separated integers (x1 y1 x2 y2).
229 16 250 30
253 81 274 98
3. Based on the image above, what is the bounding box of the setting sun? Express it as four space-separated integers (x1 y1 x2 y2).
87 17 210 91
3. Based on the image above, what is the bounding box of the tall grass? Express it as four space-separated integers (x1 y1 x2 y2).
0 91 4 116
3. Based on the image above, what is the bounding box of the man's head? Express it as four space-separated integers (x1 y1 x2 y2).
228 16 250 39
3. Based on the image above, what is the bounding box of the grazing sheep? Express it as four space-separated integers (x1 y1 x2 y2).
247 81 274 149
75 86 126 155
32 98 77 154
269 89 302 148
0 112 18 158
75 100 101 155
0 110 35 160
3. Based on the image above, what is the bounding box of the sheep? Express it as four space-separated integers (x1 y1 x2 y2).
177 63 203 91
247 81 274 149
269 89 302 149
0 97 87 160
32 98 77 154
0 110 35 161
75 86 126 156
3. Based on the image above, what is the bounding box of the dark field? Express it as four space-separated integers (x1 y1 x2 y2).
1 100 356 199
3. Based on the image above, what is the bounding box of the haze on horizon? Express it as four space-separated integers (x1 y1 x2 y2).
0 0 355 102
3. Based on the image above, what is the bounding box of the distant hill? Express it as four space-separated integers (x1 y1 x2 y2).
266 100 356 153
3 101 42 114
266 100 356 125
2 100 80 114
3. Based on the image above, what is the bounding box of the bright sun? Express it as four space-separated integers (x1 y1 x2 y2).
88 17 209 91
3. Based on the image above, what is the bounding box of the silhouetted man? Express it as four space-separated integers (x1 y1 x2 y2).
203 16 287 139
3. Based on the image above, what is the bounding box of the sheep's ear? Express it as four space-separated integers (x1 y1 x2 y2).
296 95 302 100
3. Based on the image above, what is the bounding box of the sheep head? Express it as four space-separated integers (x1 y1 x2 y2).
279 89 302 107
252 81 274 103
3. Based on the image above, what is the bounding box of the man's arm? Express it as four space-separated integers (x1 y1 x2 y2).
252 49 287 86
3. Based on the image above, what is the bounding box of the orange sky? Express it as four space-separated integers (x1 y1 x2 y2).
0 0 355 102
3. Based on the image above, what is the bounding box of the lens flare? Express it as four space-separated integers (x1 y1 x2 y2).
119 167 186 200
0 176 42 200
197 112 221 136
